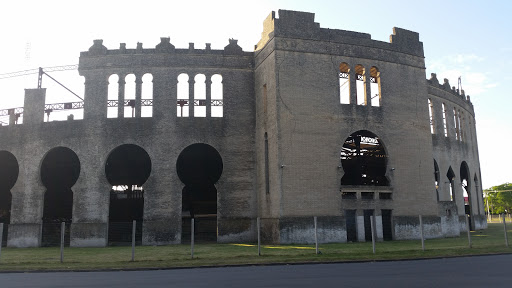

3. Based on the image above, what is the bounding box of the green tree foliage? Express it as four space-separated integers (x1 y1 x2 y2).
485 183 512 214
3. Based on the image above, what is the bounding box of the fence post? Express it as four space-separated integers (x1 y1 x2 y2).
370 215 376 254
0 223 3 261
419 215 425 251
131 220 136 262
191 218 195 259
60 222 65 263
257 217 261 256
466 216 472 248
503 214 509 248
314 216 318 255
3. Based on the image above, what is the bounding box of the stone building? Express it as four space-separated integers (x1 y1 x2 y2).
0 10 485 247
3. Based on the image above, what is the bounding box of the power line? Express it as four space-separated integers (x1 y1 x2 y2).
0 64 78 80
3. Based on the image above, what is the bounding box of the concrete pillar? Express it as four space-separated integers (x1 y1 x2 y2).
206 75 212 117
189 75 195 117
23 89 46 125
118 76 125 118
8 152 45 247
152 72 174 120
365 69 371 106
135 75 142 118
376 215 383 240
349 69 357 105
357 214 365 242
70 149 110 247
83 73 108 120
142 153 181 245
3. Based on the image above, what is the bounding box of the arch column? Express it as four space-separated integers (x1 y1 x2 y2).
118 76 126 118
206 75 212 117
82 72 108 120
189 76 195 117
152 72 174 120
135 75 142 118
365 69 371 106
349 68 357 105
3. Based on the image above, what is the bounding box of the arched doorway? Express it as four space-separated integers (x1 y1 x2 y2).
460 161 473 230
105 144 151 245
40 147 80 246
0 151 18 246
177 143 223 243
340 130 388 186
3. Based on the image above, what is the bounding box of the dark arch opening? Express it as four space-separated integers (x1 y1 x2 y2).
105 144 151 245
40 147 80 247
177 143 223 243
0 151 18 247
340 130 388 186
434 159 440 201
460 161 473 230
446 167 455 202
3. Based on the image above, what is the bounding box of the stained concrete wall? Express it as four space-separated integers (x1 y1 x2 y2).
0 9 486 246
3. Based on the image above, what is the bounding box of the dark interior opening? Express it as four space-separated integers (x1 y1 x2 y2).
434 159 440 201
382 209 393 241
0 151 18 247
345 210 357 242
40 147 80 247
460 161 472 230
363 209 374 241
177 143 223 243
105 144 151 245
340 130 388 186
447 167 455 203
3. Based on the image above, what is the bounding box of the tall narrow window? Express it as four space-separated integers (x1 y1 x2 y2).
124 74 136 118
458 110 463 142
447 167 455 202
339 62 350 104
428 99 435 134
370 66 380 107
107 74 119 118
355 65 366 106
177 73 189 117
211 74 223 117
264 132 269 194
141 73 153 117
453 108 459 140
442 103 448 137
434 159 440 201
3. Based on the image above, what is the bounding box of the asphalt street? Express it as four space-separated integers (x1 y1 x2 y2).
0 254 510 287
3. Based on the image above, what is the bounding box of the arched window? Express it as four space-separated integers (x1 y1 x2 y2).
370 66 380 107
447 167 455 201
141 73 153 117
453 108 459 140
124 74 136 118
107 74 119 118
211 74 223 117
434 159 440 201
177 73 189 117
340 130 388 186
194 74 206 117
428 99 435 134
442 103 448 137
339 63 350 104
458 110 464 142
355 65 366 106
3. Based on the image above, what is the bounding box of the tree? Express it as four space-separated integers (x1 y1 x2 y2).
485 183 512 214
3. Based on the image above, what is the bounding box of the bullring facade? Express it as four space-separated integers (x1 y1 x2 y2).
0 10 485 247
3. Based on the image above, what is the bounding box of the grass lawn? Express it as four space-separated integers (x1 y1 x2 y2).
0 223 510 271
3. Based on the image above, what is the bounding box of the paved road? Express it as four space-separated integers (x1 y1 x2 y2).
0 254 510 287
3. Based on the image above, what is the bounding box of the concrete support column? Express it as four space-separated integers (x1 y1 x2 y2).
349 69 357 105
206 76 212 117
23 89 46 125
189 76 195 117
8 153 45 247
356 210 365 242
70 149 110 247
365 69 371 106
135 75 142 118
152 73 174 120
118 76 125 118
142 153 181 245
82 73 108 120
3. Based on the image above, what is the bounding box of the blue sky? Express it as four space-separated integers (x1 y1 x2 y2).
0 0 510 188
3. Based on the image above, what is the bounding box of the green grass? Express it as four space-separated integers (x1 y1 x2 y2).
0 223 510 271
